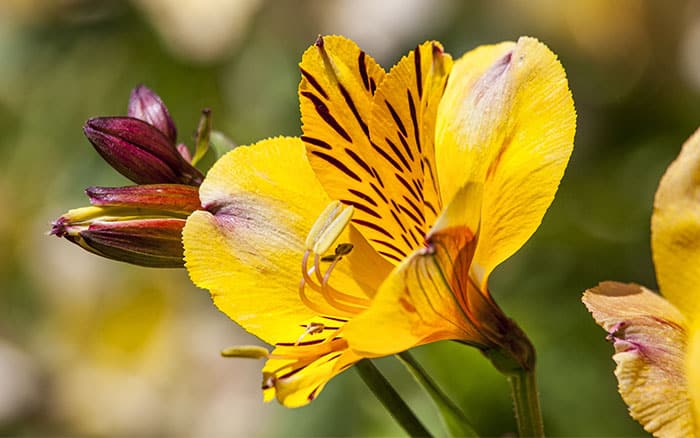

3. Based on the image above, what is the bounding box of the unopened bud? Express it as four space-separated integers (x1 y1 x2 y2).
51 184 201 268
84 117 203 186
128 84 178 144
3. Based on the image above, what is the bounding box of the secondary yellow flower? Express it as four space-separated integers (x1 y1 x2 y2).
184 36 575 407
583 129 700 437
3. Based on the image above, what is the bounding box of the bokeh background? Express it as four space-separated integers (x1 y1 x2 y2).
2 0 699 436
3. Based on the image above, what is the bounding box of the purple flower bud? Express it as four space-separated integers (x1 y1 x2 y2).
128 84 178 144
51 183 201 268
84 117 203 186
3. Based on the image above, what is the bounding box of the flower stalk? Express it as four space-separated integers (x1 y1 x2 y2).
478 316 543 437
355 359 432 438
397 351 477 437
508 368 544 438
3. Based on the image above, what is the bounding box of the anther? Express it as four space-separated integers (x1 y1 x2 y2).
335 243 353 256
295 322 325 346
262 372 276 389
321 243 354 262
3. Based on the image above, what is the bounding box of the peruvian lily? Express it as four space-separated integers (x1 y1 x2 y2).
51 85 209 267
583 129 700 437
183 35 575 407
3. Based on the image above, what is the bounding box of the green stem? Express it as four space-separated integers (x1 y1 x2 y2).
397 351 478 437
355 359 432 437
508 368 544 437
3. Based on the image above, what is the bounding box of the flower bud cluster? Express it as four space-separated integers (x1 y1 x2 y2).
51 85 208 267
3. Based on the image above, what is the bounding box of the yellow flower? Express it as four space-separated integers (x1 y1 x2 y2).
583 129 700 437
184 36 575 407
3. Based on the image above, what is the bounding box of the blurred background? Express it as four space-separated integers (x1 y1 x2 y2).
2 0 700 435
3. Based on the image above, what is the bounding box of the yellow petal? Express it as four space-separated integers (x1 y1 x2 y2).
300 37 453 263
344 184 493 356
263 344 361 407
583 282 694 437
436 37 576 288
435 41 514 201
183 137 390 344
365 41 453 258
652 127 700 319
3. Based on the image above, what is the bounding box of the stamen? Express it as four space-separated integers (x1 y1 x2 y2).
262 372 276 389
312 253 368 312
302 251 323 293
320 243 354 262
318 254 371 307
299 276 331 316
299 202 369 316
299 250 338 316
295 322 326 346
299 250 364 316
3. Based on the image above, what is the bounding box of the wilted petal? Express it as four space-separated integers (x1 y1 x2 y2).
84 117 203 185
128 84 178 144
583 282 694 437
436 37 576 289
652 127 700 319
